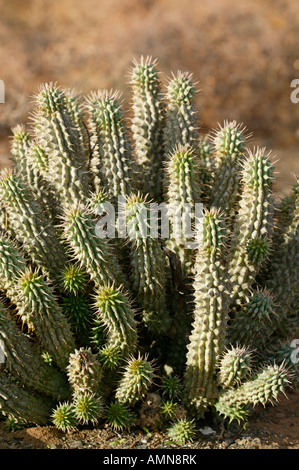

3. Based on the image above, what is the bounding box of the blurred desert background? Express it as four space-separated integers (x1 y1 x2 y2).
1 0 299 198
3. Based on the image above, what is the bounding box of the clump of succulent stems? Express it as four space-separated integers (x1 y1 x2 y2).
0 56 297 436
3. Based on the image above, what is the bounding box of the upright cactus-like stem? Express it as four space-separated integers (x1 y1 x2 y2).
33 83 90 208
16 269 75 371
184 209 229 417
0 234 26 293
0 302 70 400
26 144 59 223
62 203 125 287
10 124 32 179
228 148 274 305
209 121 247 218
197 135 215 197
266 180 299 330
94 283 138 358
87 90 132 197
164 71 199 154
125 193 172 335
65 90 90 162
0 170 67 282
164 144 202 276
130 56 165 199
0 234 35 329
0 374 53 425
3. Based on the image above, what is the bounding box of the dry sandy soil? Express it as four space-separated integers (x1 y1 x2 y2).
0 387 298 449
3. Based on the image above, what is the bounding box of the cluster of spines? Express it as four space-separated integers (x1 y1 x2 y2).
215 363 291 423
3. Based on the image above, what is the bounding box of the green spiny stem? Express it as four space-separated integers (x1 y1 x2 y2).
26 144 59 223
10 124 32 180
105 401 136 430
161 375 182 401
266 341 299 382
197 134 215 196
209 121 247 218
0 234 26 293
0 233 37 329
266 180 299 330
87 90 132 197
93 283 138 358
0 301 70 400
228 288 279 352
125 193 172 335
16 268 75 371
60 264 87 295
228 148 274 305
4 414 27 432
62 203 125 287
67 347 103 396
0 170 67 281
166 418 196 445
0 374 53 425
164 71 199 154
184 208 230 417
130 56 164 199
51 402 77 431
62 295 91 344
65 90 90 162
89 190 110 214
164 144 202 276
215 363 291 422
32 83 91 207
161 400 178 421
115 354 154 405
217 345 253 389
73 392 104 425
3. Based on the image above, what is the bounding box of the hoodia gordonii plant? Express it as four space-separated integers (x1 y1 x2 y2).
0 56 297 433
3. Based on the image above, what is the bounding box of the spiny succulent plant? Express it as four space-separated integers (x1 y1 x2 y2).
0 57 297 434
66 347 103 396
115 355 155 406
166 418 196 445
161 400 178 421
73 393 104 425
105 401 136 431
217 345 253 389
215 363 292 423
184 208 230 417
51 402 77 432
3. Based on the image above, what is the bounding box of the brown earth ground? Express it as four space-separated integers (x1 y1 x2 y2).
0 0 298 450
0 387 298 450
